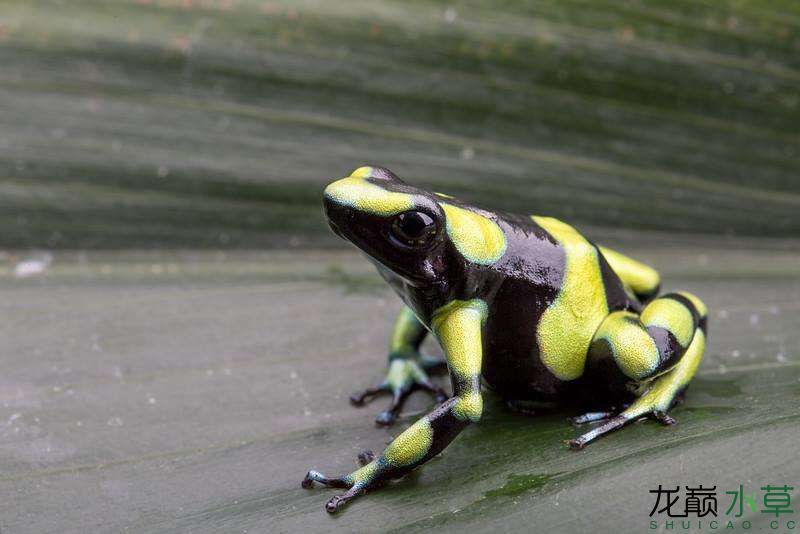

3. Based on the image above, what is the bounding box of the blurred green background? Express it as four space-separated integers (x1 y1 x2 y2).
3 0 800 249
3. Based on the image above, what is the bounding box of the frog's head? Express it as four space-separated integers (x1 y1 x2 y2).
323 166 448 286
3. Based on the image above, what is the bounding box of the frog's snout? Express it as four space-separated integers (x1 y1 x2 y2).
327 217 346 241
323 194 351 241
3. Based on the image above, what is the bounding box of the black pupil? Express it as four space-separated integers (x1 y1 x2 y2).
394 212 433 243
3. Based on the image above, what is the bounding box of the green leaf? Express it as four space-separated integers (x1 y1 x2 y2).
2 248 798 532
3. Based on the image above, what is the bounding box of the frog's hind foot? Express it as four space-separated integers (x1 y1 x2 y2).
567 408 679 450
350 358 447 426
569 411 614 425
572 291 707 449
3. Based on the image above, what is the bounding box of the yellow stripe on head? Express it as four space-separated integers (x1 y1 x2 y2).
324 171 414 216
441 203 506 265
349 166 374 179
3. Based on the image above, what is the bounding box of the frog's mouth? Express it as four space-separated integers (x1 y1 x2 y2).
324 198 352 242
327 219 347 241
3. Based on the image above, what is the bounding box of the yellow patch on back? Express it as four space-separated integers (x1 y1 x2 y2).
324 176 413 216
349 166 373 178
383 417 433 467
533 216 609 380
641 298 694 347
594 312 659 380
441 203 506 265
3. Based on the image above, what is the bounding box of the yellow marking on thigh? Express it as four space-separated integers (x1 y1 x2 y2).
533 216 608 380
598 246 660 295
382 417 433 467
629 329 705 415
431 299 487 381
595 312 659 380
641 298 694 347
676 291 708 317
441 204 506 265
324 176 413 216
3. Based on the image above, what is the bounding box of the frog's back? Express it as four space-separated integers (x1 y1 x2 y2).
478 212 637 401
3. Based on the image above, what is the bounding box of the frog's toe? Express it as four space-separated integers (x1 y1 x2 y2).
417 377 448 404
375 406 401 426
569 411 614 425
352 359 447 426
357 449 375 466
349 385 388 406
567 409 679 450
325 490 364 514
301 470 352 489
375 380 447 426
374 388 414 426
326 495 345 514
653 410 677 426
567 414 630 450
419 355 448 373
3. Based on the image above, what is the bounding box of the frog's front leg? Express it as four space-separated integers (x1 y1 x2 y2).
350 306 447 426
570 292 708 449
303 300 485 513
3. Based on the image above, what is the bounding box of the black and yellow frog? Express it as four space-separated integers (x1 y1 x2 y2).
303 166 708 513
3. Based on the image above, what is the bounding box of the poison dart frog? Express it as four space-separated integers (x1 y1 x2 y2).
303 166 708 513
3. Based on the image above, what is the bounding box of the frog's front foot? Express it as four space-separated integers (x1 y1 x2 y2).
349 358 447 426
302 450 386 514
301 471 362 514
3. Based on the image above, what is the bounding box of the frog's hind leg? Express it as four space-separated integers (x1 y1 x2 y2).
570 292 707 449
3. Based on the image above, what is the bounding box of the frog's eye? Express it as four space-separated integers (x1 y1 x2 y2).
390 211 437 247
